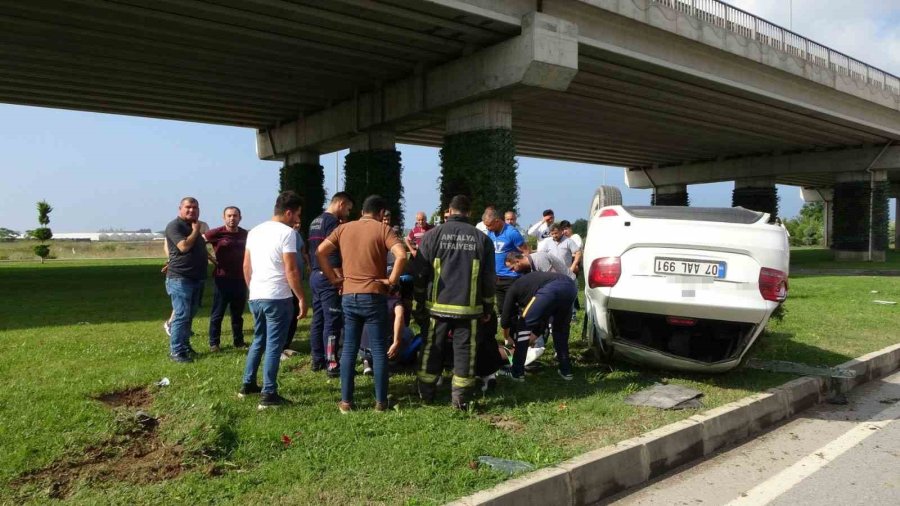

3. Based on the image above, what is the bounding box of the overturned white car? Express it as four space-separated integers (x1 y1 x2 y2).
583 187 789 373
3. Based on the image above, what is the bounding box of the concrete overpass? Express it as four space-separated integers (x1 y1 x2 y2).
2 0 899 257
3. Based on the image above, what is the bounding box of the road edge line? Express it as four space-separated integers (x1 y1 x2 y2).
448 343 900 505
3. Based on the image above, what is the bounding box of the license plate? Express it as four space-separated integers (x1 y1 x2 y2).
654 257 726 279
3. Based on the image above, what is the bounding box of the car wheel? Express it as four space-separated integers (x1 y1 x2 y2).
588 185 623 218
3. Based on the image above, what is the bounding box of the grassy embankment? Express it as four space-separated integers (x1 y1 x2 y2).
0 253 897 504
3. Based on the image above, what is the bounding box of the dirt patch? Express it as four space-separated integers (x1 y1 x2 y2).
12 429 184 499
483 414 525 433
93 386 153 409
12 386 184 500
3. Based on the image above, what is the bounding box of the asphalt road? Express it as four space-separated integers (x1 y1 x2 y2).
606 370 900 506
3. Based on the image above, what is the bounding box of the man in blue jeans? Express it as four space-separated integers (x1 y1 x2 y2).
307 192 354 376
164 197 209 363
239 191 308 409
317 195 407 413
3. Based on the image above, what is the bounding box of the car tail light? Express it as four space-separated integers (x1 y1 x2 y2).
666 316 697 326
598 208 618 218
759 267 787 302
588 257 621 288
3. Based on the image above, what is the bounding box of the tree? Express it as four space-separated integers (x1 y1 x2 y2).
31 200 53 263
572 218 588 238
784 202 823 247
0 228 20 240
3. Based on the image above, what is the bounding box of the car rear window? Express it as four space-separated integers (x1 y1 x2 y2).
623 206 765 224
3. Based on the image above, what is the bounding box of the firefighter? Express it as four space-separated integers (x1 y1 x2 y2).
500 271 578 381
413 195 496 409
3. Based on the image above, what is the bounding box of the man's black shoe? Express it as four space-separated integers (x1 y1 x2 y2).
169 353 193 363
326 366 341 378
233 341 247 348
311 361 327 372
238 383 261 398
257 393 291 410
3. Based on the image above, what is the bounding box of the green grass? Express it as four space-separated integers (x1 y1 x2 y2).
0 240 164 262
1 260 898 504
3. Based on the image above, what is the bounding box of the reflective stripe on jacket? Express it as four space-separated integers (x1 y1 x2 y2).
413 216 496 319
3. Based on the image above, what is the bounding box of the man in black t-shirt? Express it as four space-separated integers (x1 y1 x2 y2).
164 197 208 363
307 192 354 374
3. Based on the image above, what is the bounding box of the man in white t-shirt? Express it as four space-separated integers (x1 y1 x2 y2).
528 209 554 240
239 191 308 409
559 220 583 249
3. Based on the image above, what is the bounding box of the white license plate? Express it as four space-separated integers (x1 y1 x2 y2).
654 257 726 278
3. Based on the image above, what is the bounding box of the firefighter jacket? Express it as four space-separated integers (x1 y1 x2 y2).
413 215 496 319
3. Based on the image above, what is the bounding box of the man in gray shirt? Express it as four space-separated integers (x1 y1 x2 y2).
164 197 208 363
537 223 582 276
504 251 575 280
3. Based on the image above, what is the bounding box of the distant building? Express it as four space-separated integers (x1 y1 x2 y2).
51 232 163 242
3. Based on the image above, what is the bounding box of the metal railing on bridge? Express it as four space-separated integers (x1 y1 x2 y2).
651 0 900 95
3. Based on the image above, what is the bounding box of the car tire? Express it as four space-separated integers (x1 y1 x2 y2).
588 185 623 219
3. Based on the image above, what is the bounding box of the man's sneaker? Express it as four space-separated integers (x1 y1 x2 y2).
280 352 290 362
169 353 192 363
163 320 171 336
479 373 498 393
258 393 290 410
362 359 373 376
338 401 353 414
558 362 574 381
210 345 221 353
238 383 261 398
374 401 389 412
508 372 525 383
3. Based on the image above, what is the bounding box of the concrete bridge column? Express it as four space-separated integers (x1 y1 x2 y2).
832 171 889 262
281 150 324 235
651 184 689 206
440 99 517 219
343 130 404 226
732 177 778 222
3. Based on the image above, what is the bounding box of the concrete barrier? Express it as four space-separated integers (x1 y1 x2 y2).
450 343 900 505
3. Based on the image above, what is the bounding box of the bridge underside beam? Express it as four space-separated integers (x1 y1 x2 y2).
625 146 900 189
256 12 578 160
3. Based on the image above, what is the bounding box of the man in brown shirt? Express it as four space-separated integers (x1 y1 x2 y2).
316 195 407 413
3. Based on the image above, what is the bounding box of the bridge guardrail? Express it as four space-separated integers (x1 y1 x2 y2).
651 0 900 95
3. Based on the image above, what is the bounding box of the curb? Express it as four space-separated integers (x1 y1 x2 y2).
448 343 900 506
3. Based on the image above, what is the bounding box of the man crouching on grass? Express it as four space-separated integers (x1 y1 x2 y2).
239 191 308 409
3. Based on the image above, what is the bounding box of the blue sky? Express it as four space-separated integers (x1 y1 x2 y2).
2 0 898 233
0 103 802 233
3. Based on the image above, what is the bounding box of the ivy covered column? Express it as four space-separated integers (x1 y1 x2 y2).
440 99 518 220
651 184 689 206
893 184 900 251
280 151 325 236
732 177 778 222
833 171 889 262
343 130 404 227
